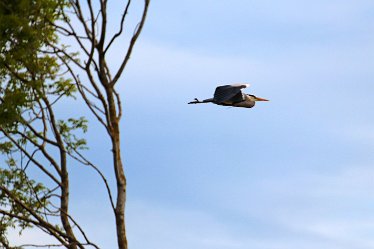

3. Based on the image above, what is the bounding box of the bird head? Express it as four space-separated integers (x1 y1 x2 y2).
247 94 269 101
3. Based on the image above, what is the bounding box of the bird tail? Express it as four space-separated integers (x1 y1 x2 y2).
188 98 213 104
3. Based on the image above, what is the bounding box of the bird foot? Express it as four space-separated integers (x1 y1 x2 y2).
188 98 200 104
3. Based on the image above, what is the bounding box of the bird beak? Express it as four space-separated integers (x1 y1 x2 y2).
255 97 269 101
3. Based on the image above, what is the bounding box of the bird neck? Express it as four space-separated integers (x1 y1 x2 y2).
245 94 256 101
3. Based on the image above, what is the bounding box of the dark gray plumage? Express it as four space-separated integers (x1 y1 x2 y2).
213 84 247 104
188 84 268 108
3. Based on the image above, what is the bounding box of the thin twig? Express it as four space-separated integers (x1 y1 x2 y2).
111 0 150 86
104 0 132 54
68 149 115 212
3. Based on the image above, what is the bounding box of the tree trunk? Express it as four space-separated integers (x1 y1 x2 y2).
113 135 128 249
61 159 80 249
45 97 80 249
107 88 128 249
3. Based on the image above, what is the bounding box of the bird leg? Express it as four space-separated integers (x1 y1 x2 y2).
188 98 202 104
188 98 214 104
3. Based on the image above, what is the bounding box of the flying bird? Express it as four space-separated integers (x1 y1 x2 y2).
188 84 269 108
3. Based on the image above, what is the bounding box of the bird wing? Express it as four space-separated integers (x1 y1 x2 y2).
213 84 249 103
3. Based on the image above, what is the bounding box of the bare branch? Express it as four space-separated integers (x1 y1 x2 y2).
41 96 82 249
0 189 72 246
104 0 132 54
98 0 108 49
0 209 67 247
15 131 62 177
68 1 93 42
62 210 100 249
111 0 150 86
114 88 122 120
63 64 110 131
51 21 89 40
21 117 59 148
68 149 115 212
0 128 61 185
16 244 64 248
48 43 86 70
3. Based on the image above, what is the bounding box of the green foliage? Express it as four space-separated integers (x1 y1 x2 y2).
0 162 50 242
0 0 87 245
0 0 74 127
57 117 89 152
0 141 13 154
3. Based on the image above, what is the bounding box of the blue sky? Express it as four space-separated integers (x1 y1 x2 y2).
10 0 374 248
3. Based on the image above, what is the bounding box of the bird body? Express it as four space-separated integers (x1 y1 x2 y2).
188 84 268 108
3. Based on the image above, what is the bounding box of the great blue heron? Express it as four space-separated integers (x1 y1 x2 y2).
188 84 269 108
